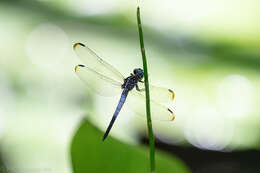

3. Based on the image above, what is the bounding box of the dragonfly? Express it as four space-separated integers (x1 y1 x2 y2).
73 42 175 141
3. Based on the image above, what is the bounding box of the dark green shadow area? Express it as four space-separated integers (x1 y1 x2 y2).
70 119 190 173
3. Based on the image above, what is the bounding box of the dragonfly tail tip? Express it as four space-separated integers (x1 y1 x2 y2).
102 135 107 141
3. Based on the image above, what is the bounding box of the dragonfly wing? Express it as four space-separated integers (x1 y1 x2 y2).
75 65 122 96
136 83 175 104
127 90 175 121
73 43 125 83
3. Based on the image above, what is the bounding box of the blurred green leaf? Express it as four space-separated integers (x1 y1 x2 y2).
71 119 190 173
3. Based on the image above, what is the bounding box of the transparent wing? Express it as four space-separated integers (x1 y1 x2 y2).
75 65 122 96
137 82 175 103
127 90 175 121
73 43 125 83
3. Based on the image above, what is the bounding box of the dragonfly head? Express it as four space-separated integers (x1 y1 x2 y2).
133 68 144 80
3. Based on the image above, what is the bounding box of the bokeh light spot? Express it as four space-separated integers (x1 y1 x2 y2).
216 74 254 118
184 106 233 151
25 23 69 69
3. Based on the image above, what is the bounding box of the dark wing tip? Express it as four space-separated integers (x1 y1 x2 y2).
73 42 85 49
78 64 85 67
74 64 85 72
168 89 175 101
168 108 175 121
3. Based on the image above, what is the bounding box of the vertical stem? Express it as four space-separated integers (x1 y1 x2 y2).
137 7 155 173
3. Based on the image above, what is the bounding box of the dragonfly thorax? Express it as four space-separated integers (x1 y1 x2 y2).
121 68 144 91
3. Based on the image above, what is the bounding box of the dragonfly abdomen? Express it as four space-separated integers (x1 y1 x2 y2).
102 89 129 141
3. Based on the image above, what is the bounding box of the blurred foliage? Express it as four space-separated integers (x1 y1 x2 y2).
71 119 190 173
2 0 260 69
0 152 7 173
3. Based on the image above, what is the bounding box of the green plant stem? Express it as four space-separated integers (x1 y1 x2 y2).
137 6 155 173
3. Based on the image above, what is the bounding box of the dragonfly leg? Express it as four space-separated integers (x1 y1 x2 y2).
136 84 145 92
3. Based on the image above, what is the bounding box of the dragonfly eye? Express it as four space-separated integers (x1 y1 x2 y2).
133 68 144 79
